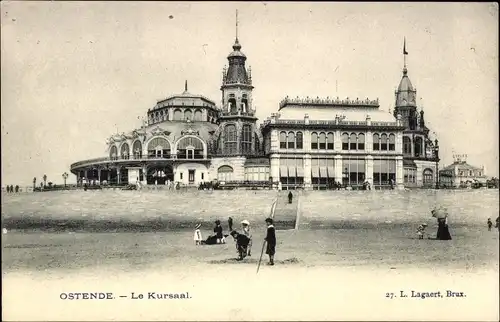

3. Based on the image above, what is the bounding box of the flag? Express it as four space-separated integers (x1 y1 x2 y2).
403 38 408 55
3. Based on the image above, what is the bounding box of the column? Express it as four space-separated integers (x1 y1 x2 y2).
270 130 279 152
142 164 148 185
98 169 101 184
410 137 414 157
365 130 373 153
334 130 342 152
396 156 404 189
303 154 311 190
334 155 343 182
365 155 374 185
270 154 280 189
396 133 403 154
107 170 111 183
85 169 89 182
303 130 311 153
117 166 121 185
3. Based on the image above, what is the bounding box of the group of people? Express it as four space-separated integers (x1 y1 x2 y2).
487 217 500 232
417 209 500 240
4 185 20 193
193 216 277 266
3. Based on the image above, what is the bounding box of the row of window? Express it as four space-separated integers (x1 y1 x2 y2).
110 136 206 159
149 108 217 122
278 131 396 151
223 124 254 154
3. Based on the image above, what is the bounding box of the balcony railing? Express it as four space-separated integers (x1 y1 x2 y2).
71 154 211 169
261 119 398 127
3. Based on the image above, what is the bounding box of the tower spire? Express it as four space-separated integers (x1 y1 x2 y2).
236 9 238 41
183 80 188 94
403 37 408 73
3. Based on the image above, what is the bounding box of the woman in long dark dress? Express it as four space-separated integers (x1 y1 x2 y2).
433 209 452 240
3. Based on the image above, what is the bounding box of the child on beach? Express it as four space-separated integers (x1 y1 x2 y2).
214 220 225 244
487 218 493 231
194 224 202 245
241 220 252 256
416 223 428 239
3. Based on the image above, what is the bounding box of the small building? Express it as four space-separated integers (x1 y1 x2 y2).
439 154 487 188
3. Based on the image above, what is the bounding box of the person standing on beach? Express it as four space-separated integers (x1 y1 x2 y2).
228 217 233 231
495 216 499 232
487 218 493 231
265 218 276 265
241 220 252 256
214 220 225 244
194 224 202 245
288 191 293 204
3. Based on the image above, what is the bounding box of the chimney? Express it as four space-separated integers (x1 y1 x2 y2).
366 114 371 126
304 113 309 125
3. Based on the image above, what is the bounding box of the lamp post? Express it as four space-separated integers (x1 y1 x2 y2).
434 139 440 189
62 172 68 188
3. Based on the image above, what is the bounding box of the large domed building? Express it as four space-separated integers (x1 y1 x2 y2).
70 31 440 190
70 34 267 188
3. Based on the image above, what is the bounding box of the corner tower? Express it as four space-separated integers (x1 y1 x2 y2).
393 38 440 189
216 10 260 157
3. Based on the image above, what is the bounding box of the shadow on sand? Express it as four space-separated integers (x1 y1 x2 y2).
207 257 301 265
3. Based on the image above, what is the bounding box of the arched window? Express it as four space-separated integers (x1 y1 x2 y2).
217 165 234 182
148 137 171 158
173 109 182 121
415 137 423 157
423 168 434 185
184 109 192 121
296 132 303 149
241 125 252 154
327 132 334 150
288 132 296 149
403 136 411 155
349 133 357 150
389 134 396 151
280 131 287 149
241 94 248 113
319 132 326 149
311 132 318 149
194 109 203 121
254 136 260 152
110 145 118 159
381 134 388 151
120 143 130 159
132 140 142 159
224 124 238 154
228 98 237 113
373 134 380 151
342 133 349 150
358 133 365 150
177 136 205 159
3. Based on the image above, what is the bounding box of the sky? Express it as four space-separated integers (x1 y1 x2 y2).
1 2 498 186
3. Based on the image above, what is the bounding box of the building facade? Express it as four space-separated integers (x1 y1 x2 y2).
260 97 406 190
439 154 487 188
70 33 440 190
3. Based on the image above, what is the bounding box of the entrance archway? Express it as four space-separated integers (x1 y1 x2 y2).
147 165 174 184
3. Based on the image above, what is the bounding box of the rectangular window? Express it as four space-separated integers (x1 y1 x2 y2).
373 143 380 151
381 142 388 151
342 142 349 150
319 142 326 149
288 141 295 149
296 136 303 149
201 173 204 180
188 170 195 183
280 142 287 149
180 173 183 180
389 143 395 151
311 142 318 149
327 142 334 150
350 142 357 150
358 143 365 150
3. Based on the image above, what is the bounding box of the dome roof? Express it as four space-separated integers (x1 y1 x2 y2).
227 38 246 59
397 68 414 92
